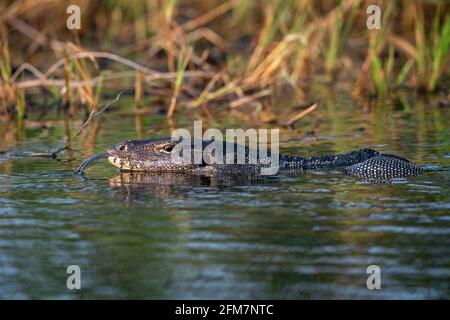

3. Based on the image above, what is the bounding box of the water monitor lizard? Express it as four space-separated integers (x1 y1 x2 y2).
76 137 426 180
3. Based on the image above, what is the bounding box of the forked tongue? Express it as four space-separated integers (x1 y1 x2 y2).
75 153 108 174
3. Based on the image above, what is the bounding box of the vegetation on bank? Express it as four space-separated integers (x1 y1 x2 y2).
0 0 449 122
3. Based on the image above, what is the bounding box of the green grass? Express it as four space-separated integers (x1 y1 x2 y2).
0 0 449 120
324 0 358 77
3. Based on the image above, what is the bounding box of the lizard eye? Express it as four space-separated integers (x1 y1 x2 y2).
162 144 174 153
119 145 126 151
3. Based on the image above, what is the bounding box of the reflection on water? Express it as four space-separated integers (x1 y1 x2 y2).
108 172 278 200
0 95 449 299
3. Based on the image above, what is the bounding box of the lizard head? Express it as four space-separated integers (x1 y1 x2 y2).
106 137 201 172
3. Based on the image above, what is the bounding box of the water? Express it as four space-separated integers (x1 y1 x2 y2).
0 93 449 299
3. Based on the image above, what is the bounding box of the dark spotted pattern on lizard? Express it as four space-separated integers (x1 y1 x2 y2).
104 137 425 180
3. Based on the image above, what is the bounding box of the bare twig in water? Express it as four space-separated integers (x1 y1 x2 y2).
284 102 319 128
51 89 129 157
230 89 272 109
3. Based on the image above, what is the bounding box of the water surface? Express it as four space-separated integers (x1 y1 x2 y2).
0 94 449 299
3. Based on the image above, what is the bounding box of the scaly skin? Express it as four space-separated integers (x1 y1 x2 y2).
105 137 425 180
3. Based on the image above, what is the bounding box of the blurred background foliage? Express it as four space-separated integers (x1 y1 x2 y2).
0 0 448 121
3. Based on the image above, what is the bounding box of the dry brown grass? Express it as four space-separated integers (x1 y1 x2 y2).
0 0 448 122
